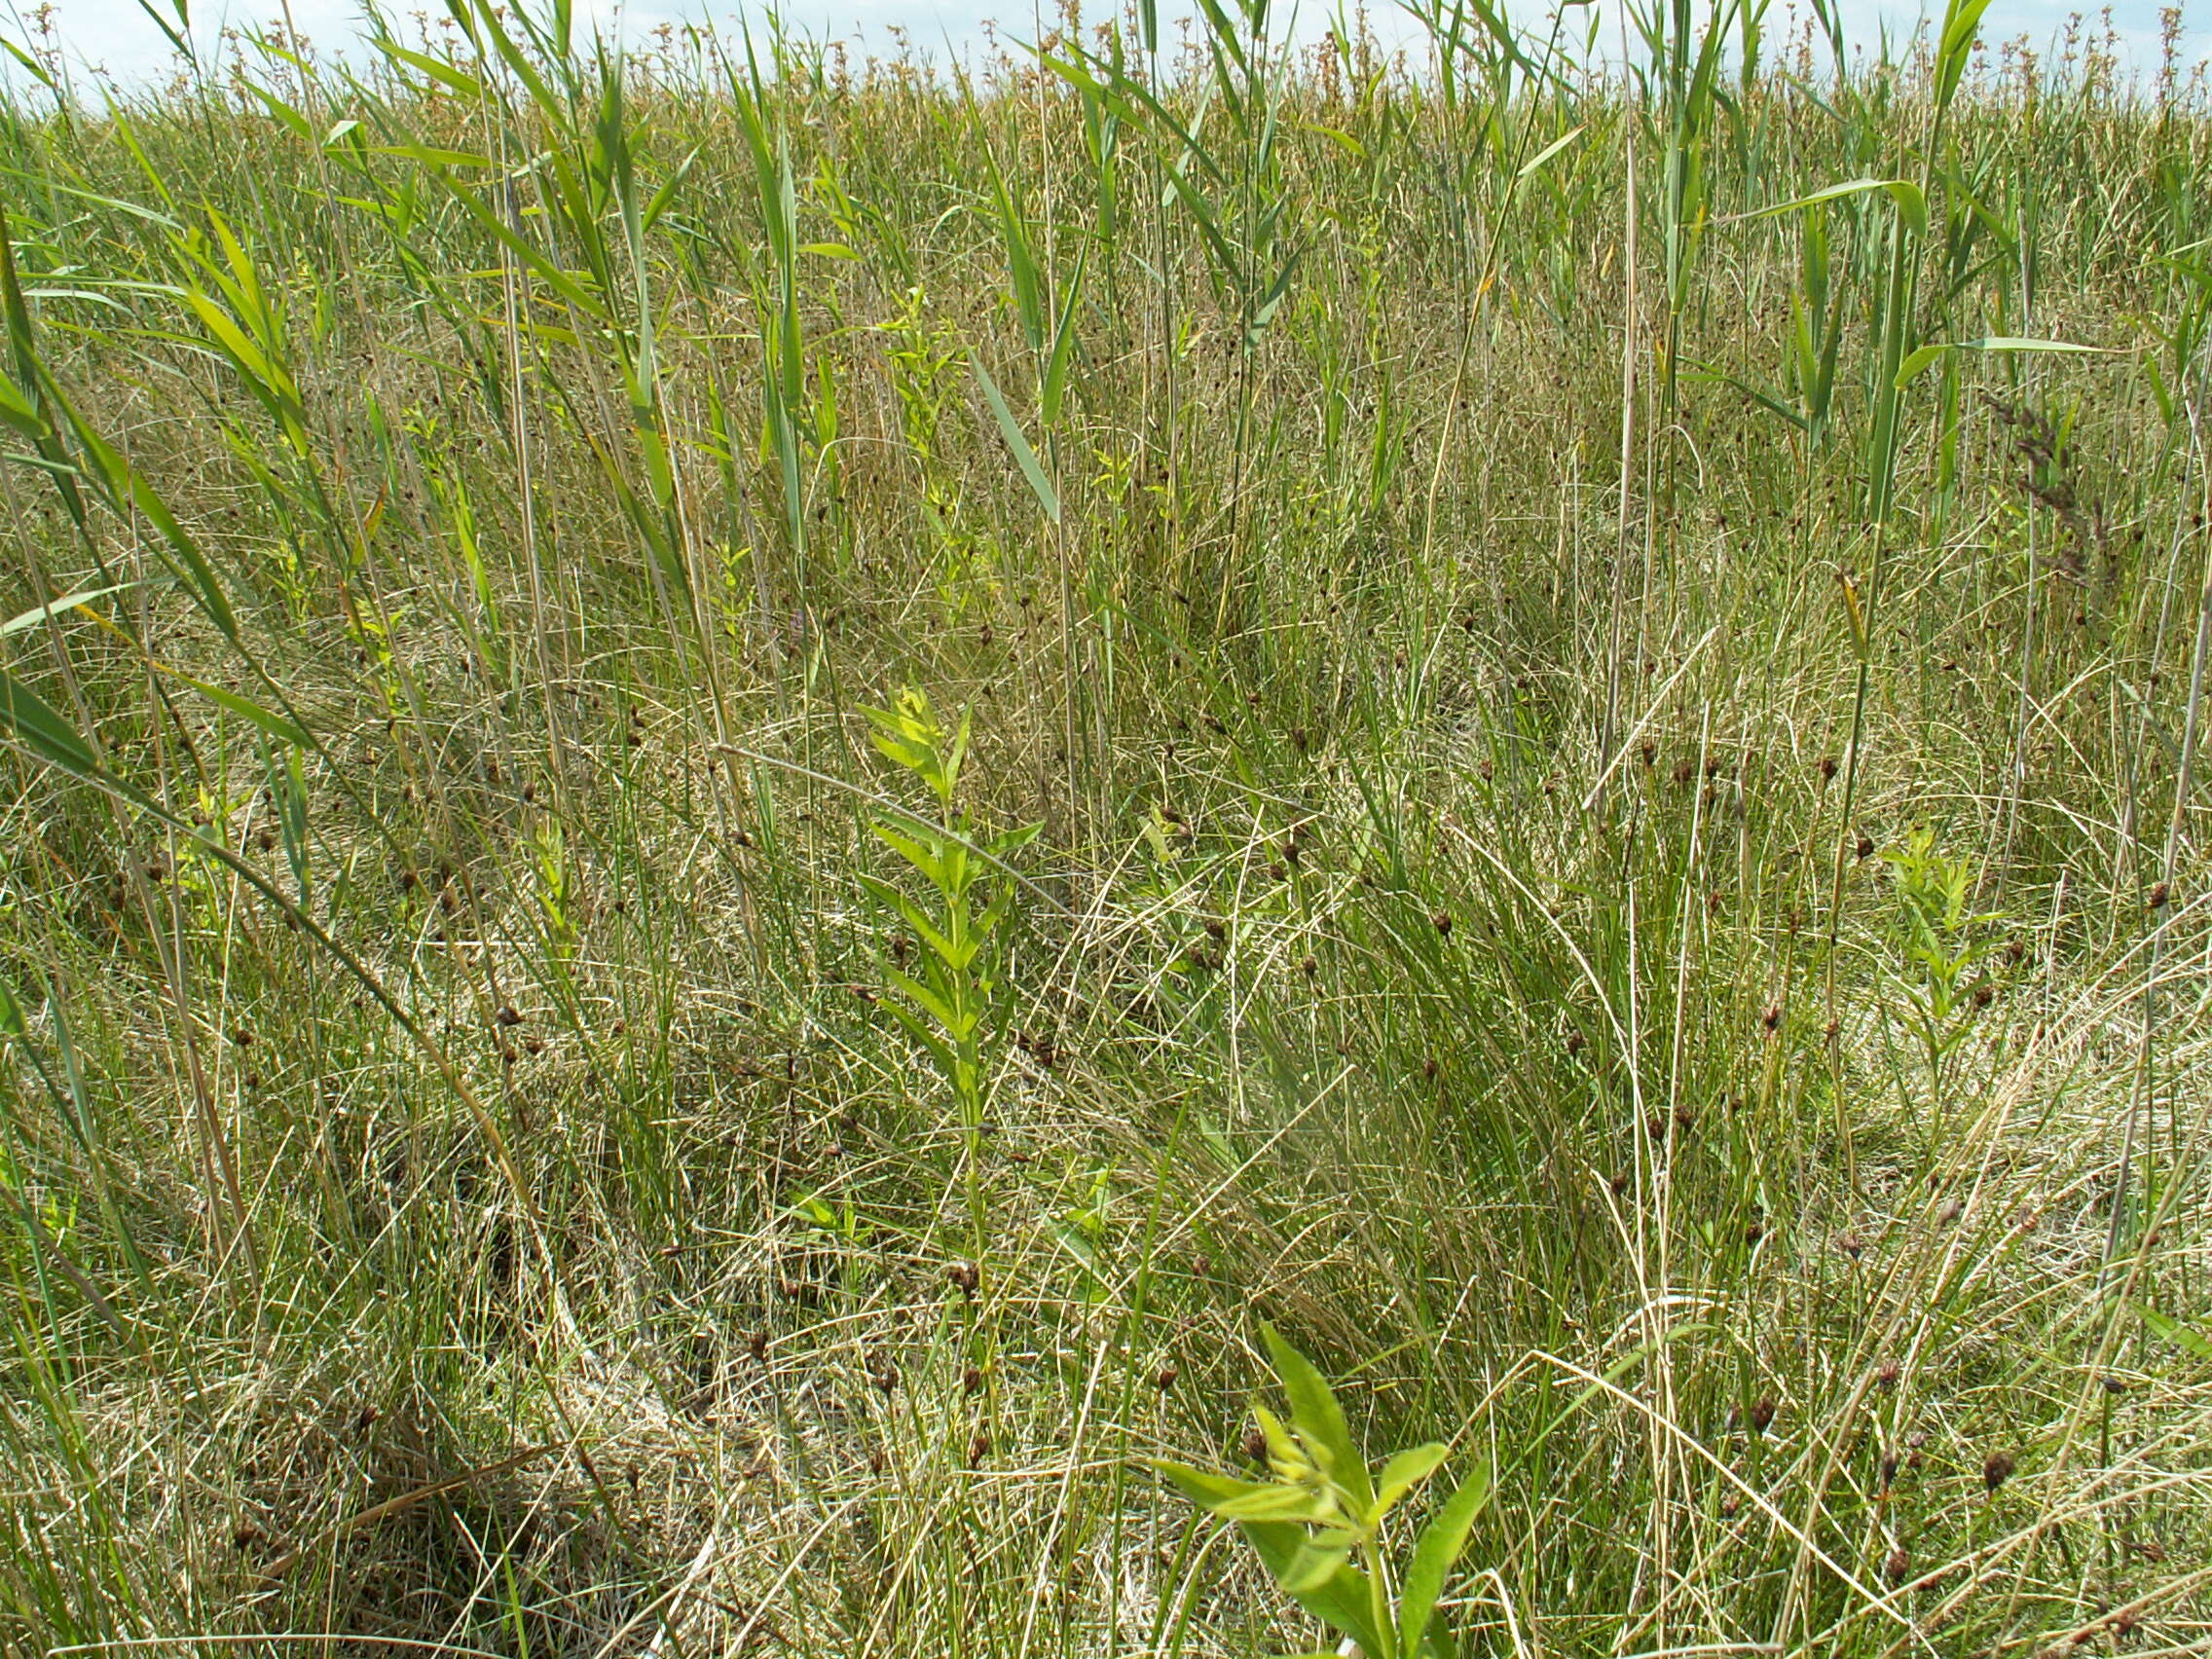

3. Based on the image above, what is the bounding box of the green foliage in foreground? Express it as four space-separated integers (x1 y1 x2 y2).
2 0 2212 1652
1153 1324 1494 1657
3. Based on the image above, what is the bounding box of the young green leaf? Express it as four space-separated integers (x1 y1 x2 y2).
1 579 161 639
1149 1458 1272 1511
2135 1304 2212 1364
377 39 488 97
1894 336 2112 389
166 672 312 749
1210 1485 1344 1524
1934 0 1997 107
1371 1442 1451 1522
972 353 1061 524
1397 1456 1493 1659
0 667 99 775
1262 1324 1375 1512
1516 124 1586 179
1735 177 1927 240
1274 1535 1351 1594
1241 1520 1387 1654
1041 243 1088 426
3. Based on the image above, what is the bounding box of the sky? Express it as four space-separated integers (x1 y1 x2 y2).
6 0 2207 91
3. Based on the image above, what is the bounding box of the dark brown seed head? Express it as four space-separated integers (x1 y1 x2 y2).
1876 1357 1901 1389
1155 1364 1179 1390
1203 916 1227 940
947 1260 979 1297
1301 955 1318 977
1856 835 1877 862
1936 1197 1964 1225
748 1330 769 1363
1839 1234 1864 1260
968 1432 990 1466
1421 1057 1439 1081
2149 881 2171 909
1762 1004 1782 1031
1972 982 1995 1009
1610 1169 1632 1195
497 1005 521 1026
963 1366 985 1395
1984 1452 2015 1492
1243 1426 1269 1462
871 1360 899 1395
1432 909 1453 937
868 1447 888 1474
1885 1547 1909 1585
1880 1449 1899 1487
1819 756 1839 781
1566 1030 1586 1054
1750 1396 1777 1434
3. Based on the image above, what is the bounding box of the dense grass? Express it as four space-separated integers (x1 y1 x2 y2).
2 0 2211 1652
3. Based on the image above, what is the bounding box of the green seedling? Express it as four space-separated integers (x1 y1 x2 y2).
860 688 1039 1258
1151 1325 1493 1658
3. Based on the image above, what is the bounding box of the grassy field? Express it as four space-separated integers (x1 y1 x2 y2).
2 0 2211 1651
